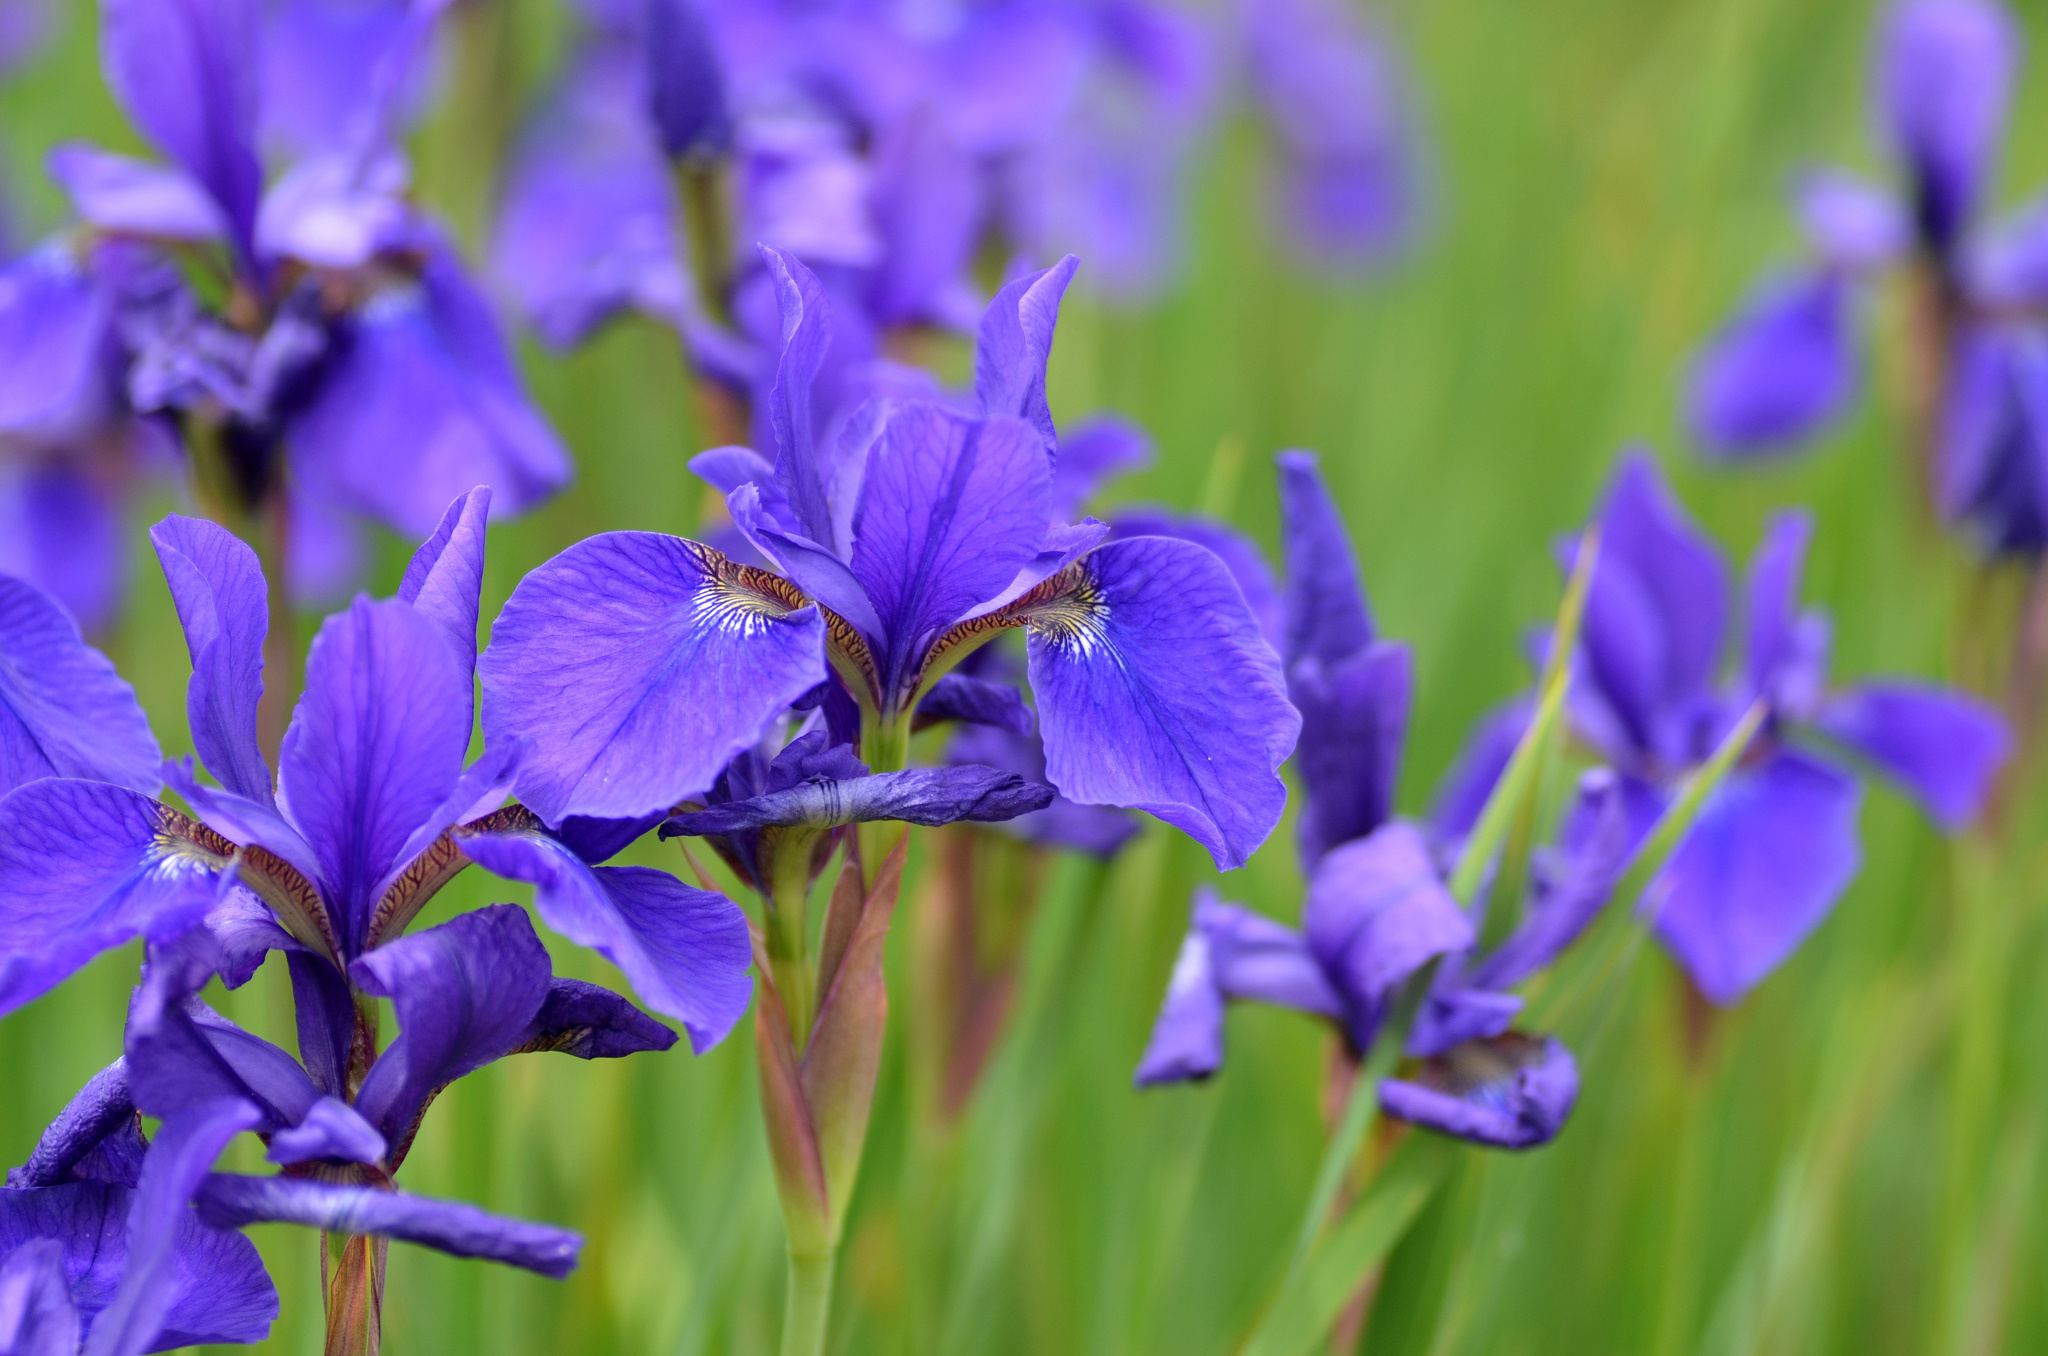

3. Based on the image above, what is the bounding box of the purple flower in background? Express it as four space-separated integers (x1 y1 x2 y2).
1687 0 2048 556
1241 0 1426 266
483 248 1299 871
1135 453 1605 1151
1567 453 2009 1002
0 0 568 616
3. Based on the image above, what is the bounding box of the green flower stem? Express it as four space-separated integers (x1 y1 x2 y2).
780 1249 836 1356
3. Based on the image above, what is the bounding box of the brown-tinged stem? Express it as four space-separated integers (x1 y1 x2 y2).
256 481 295 768
321 1232 388 1356
1903 254 1959 536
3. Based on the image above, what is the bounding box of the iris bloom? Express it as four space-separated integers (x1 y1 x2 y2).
482 246 1298 870
0 0 568 613
1688 0 2048 554
1568 454 2009 1002
0 490 754 1340
1136 452 1611 1151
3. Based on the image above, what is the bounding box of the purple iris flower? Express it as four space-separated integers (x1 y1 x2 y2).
1240 0 1426 266
1687 1 2048 554
1568 453 2010 1003
0 0 568 607
0 487 752 1036
1135 453 1602 1151
482 248 1298 871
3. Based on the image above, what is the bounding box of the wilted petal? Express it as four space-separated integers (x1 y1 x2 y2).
972 255 1078 454
1277 449 1374 667
0 1237 77 1356
46 144 227 241
82 1097 268 1356
665 765 1053 834
150 515 271 807
350 905 553 1144
457 827 751 1052
1290 641 1412 871
852 407 1052 692
479 533 826 821
1380 1032 1578 1150
1689 270 1856 458
1879 0 2016 251
288 239 571 539
1581 453 1730 762
0 783 223 1017
1021 537 1299 871
1406 986 1522 1059
1813 682 2010 830
1302 822 1472 1045
396 486 491 678
1795 168 1908 271
260 1096 383 1167
98 0 264 256
1653 748 1862 1005
8 1060 132 1190
278 597 469 954
912 673 1034 735
0 575 160 798
1050 416 1153 518
194 1173 580 1277
516 978 677 1059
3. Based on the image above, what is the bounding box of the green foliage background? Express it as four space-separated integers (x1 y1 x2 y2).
4 0 2045 1351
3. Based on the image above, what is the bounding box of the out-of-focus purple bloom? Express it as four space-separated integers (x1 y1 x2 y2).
0 570 160 801
1686 0 2048 537
484 249 1299 871
1241 0 1424 266
0 0 569 611
1570 453 2009 1002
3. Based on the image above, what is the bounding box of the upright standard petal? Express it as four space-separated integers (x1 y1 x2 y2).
0 576 161 798
195 1174 580 1277
1289 640 1412 871
1020 537 1299 870
1743 509 1832 717
396 486 491 676
972 256 1079 455
1813 682 2010 830
1689 270 1856 458
850 408 1052 694
288 241 571 539
1277 449 1374 667
1582 453 1731 764
278 597 470 953
1652 748 1862 1005
1879 0 2017 251
1796 168 1909 272
99 0 264 257
150 516 271 806
759 245 840 550
867 106 978 328
479 533 826 821
0 243 109 434
350 905 553 1143
0 783 224 1017
1379 1032 1578 1149
82 1097 269 1356
457 826 752 1052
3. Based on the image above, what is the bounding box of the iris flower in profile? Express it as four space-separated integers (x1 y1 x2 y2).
0 0 568 616
1688 0 2048 554
1135 453 1609 1152
1565 453 2009 1002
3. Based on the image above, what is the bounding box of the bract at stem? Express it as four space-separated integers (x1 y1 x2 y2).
322 1231 389 1356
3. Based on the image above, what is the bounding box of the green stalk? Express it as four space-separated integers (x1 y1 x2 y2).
765 834 819 1052
780 1249 835 1356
